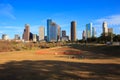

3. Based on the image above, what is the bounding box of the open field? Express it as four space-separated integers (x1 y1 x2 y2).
0 45 120 80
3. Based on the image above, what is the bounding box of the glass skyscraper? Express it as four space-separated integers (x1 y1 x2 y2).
47 19 52 42
86 23 92 38
47 19 58 42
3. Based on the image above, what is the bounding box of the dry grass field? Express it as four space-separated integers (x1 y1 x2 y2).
0 45 120 80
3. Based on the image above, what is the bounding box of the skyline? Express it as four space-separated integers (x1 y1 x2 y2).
0 0 120 39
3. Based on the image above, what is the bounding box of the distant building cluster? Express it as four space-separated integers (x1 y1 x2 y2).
21 19 76 42
2 34 9 40
103 21 113 36
1 19 114 42
82 21 113 40
61 30 69 41
82 23 96 40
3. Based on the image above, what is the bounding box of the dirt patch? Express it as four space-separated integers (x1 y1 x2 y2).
36 47 81 55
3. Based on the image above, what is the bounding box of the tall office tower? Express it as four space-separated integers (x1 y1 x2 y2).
47 19 52 42
71 21 76 41
57 26 61 41
50 22 58 42
47 19 59 42
39 26 45 41
108 28 113 34
33 34 37 42
29 32 33 41
92 27 96 37
61 30 69 41
82 30 86 40
23 24 30 41
2 34 9 40
86 23 92 38
62 30 66 37
14 34 20 40
103 21 108 36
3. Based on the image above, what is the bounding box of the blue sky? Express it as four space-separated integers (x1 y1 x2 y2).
0 0 120 39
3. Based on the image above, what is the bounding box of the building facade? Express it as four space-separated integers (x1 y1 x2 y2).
39 26 45 41
103 21 108 36
82 30 86 40
33 34 37 42
71 21 76 41
2 34 9 40
50 22 58 42
57 26 61 41
47 19 52 42
23 24 30 41
61 30 69 41
47 19 59 42
86 23 92 38
108 28 113 34
92 27 96 37
15 34 20 40
62 30 66 37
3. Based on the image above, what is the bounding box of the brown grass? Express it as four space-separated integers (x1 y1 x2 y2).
0 46 120 80
0 41 65 52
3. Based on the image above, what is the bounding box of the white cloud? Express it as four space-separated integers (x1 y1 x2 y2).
0 3 16 19
0 31 3 34
0 25 24 34
95 14 120 25
60 24 69 28
93 14 120 36
0 26 21 29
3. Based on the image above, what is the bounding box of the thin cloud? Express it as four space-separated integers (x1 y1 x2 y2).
0 26 21 29
0 3 16 19
93 14 120 36
60 24 69 28
0 31 3 34
95 14 120 25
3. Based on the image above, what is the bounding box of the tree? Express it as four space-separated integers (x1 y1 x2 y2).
113 35 120 42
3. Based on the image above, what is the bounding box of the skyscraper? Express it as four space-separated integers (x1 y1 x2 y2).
39 26 45 41
50 22 58 42
47 19 52 42
15 34 20 40
108 28 113 34
2 34 9 40
86 23 92 38
71 21 76 41
57 26 61 41
47 19 58 42
62 30 66 37
103 21 108 36
82 30 86 40
92 27 96 37
23 24 30 41
61 30 69 41
33 34 37 42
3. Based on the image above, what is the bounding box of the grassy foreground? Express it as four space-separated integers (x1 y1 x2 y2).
0 44 120 80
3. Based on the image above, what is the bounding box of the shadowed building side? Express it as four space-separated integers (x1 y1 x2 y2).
23 24 30 42
71 21 76 41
